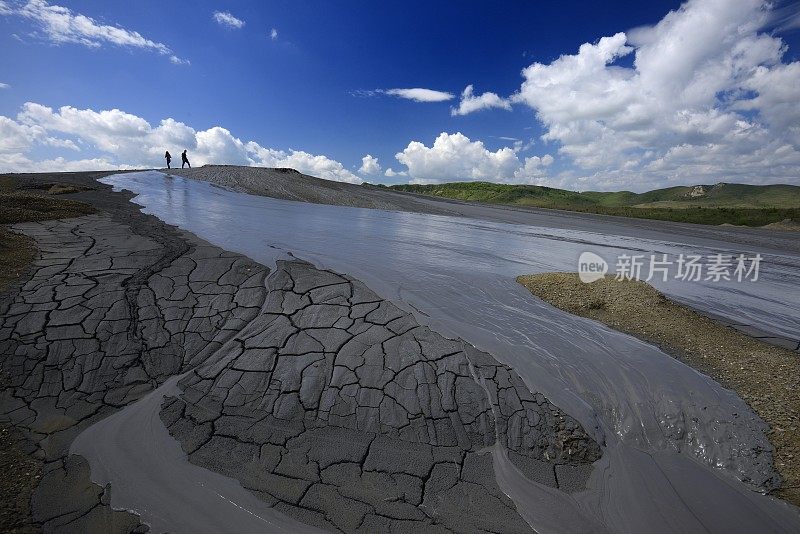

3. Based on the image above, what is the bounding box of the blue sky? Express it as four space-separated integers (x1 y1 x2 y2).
1 0 799 191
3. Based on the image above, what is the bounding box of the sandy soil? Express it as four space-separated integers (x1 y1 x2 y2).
763 219 800 232
517 273 800 506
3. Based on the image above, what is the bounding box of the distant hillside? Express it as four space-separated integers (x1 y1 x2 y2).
388 182 800 227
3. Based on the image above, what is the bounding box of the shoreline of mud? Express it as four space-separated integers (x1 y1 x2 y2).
518 272 800 506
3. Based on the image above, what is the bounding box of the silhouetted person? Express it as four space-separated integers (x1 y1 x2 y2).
181 150 191 168
164 151 172 169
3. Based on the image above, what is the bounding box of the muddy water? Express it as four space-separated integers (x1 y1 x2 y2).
88 171 800 533
70 377 326 534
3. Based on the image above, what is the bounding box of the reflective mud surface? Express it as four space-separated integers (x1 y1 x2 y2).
94 171 800 533
72 375 326 534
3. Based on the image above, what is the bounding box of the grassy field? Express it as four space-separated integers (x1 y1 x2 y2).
388 181 800 227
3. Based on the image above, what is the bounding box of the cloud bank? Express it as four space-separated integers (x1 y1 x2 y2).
0 102 362 183
455 0 800 190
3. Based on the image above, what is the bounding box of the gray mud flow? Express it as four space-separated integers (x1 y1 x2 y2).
70 375 324 534
96 171 800 533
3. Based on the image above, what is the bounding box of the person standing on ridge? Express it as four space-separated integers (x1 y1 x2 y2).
164 150 172 169
181 150 191 168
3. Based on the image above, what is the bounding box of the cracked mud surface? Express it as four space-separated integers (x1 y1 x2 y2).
0 174 601 533
0 213 268 532
161 260 600 533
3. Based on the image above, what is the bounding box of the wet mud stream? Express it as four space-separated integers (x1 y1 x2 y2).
80 171 800 533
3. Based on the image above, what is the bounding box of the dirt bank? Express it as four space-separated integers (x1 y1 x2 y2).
517 272 800 506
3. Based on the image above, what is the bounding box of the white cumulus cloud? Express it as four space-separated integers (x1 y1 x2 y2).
395 132 552 184
504 0 800 189
444 0 800 189
245 143 361 184
0 116 32 152
213 11 245 29
358 154 381 175
2 1 187 64
384 168 407 178
0 101 361 183
0 82 9 89
451 85 511 116
514 154 554 181
270 28 278 40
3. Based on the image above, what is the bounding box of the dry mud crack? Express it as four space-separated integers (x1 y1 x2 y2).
1 212 601 533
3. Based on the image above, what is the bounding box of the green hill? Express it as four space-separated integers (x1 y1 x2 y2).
388 181 800 227
389 181 594 208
